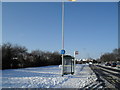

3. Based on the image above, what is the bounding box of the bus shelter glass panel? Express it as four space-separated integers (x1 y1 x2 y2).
63 55 74 75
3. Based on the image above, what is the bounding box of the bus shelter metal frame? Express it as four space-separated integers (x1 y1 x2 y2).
62 55 75 76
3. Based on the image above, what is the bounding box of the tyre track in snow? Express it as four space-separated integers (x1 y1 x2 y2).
83 64 106 89
89 64 120 90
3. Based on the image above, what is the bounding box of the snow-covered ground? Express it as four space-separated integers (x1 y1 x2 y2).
2 64 97 88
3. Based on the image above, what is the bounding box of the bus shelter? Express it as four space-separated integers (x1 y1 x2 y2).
63 55 75 75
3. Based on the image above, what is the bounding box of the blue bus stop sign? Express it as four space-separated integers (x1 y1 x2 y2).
61 50 65 54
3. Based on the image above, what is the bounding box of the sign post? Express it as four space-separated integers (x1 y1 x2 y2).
74 51 79 74
61 50 65 76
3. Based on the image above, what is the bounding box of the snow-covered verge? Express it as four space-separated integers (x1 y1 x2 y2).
55 64 97 88
2 64 97 88
98 63 120 70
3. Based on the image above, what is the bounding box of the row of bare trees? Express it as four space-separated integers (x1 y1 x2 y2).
1 43 61 69
100 48 120 62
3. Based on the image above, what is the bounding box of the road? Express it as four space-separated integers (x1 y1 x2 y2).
89 64 120 89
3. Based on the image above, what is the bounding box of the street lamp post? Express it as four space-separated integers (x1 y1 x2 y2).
61 0 76 76
62 1 64 76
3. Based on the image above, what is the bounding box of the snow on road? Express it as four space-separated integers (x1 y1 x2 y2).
2 64 97 88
